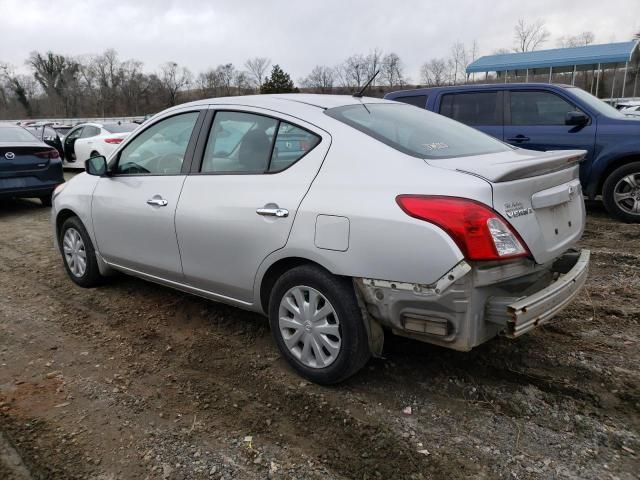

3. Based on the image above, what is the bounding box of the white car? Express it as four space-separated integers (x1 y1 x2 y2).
620 106 640 117
62 122 139 168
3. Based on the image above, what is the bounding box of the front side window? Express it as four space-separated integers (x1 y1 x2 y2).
66 127 83 140
116 112 199 175
439 91 501 126
510 91 581 126
325 103 511 159
201 112 320 174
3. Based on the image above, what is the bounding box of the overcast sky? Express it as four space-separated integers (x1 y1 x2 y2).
1 0 638 82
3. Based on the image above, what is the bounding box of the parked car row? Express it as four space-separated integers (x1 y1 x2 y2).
51 93 590 384
385 83 640 223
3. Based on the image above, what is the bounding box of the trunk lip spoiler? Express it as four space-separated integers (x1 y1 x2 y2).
429 150 587 183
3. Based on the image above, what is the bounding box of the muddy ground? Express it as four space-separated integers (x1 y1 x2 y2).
0 192 638 480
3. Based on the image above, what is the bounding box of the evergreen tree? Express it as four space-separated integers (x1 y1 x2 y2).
260 65 298 94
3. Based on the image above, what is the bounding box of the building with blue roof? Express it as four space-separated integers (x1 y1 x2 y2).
466 40 639 99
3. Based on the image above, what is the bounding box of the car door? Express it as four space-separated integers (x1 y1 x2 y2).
175 107 329 303
74 125 101 162
63 126 84 161
91 109 204 281
503 90 596 160
437 90 504 141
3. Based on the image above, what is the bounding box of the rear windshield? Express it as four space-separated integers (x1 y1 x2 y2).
325 103 511 159
103 123 138 133
0 126 39 142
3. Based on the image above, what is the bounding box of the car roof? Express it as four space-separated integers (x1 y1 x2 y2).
169 94 393 113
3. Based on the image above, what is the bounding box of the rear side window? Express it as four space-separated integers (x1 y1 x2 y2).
80 126 101 138
510 91 579 126
393 95 427 109
325 103 511 159
439 92 501 125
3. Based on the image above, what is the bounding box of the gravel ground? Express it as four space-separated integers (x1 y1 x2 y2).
0 192 638 480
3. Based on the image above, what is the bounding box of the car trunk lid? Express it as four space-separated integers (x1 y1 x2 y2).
426 149 586 264
0 143 55 174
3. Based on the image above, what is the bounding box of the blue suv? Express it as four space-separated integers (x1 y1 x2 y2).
385 83 640 222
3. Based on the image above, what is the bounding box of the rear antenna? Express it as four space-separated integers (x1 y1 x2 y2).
353 70 380 98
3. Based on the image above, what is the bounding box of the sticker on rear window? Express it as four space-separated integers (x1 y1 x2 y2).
423 142 449 151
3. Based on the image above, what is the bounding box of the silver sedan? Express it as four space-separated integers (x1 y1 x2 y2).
52 94 589 384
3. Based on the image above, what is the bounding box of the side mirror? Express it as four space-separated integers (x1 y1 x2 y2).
85 155 108 176
565 111 588 126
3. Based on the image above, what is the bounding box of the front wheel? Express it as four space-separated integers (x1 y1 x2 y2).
269 265 370 385
602 162 640 223
59 216 104 287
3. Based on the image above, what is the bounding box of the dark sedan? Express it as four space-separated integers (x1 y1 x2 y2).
0 125 65 206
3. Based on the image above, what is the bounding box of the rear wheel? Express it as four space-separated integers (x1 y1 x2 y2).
59 216 103 287
269 265 370 385
602 162 640 223
90 151 100 158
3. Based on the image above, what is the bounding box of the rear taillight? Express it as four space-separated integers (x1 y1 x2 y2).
104 137 123 144
35 149 60 159
396 195 529 261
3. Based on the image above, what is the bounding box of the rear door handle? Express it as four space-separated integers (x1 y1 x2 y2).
507 135 530 143
147 197 168 207
256 207 289 217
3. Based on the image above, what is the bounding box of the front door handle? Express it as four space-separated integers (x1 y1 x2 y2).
507 135 530 143
256 206 289 217
147 197 168 207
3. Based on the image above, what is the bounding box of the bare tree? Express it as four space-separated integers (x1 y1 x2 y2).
514 19 549 52
421 58 449 86
365 49 384 86
300 65 335 93
335 54 368 88
380 53 404 87
557 31 595 48
244 57 270 89
160 62 192 107
449 42 467 85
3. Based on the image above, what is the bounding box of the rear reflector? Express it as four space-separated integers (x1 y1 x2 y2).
104 138 123 144
34 149 60 159
396 195 529 261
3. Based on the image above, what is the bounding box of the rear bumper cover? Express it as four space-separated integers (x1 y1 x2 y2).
485 249 590 337
355 249 590 351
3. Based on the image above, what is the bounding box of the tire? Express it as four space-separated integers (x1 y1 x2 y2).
268 264 370 385
39 193 53 207
602 161 640 223
59 216 103 287
90 151 100 158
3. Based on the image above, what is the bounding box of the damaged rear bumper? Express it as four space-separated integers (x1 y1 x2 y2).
486 249 590 337
354 249 590 351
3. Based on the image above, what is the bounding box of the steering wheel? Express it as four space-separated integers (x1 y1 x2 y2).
155 152 183 174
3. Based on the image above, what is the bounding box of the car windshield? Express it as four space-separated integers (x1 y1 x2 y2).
567 87 626 118
325 103 511 159
103 123 138 133
0 126 40 142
